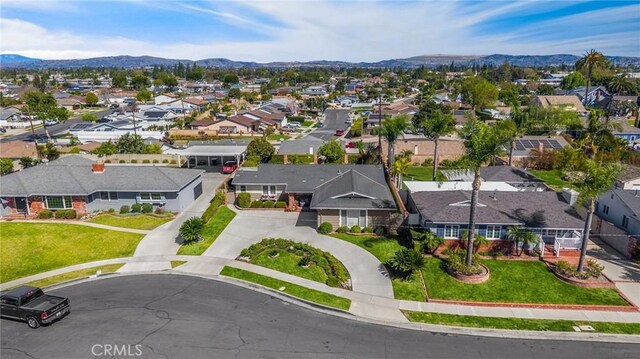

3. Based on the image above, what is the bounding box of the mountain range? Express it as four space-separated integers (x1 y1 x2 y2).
1 53 639 69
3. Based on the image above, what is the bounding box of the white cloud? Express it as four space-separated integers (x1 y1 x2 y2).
0 1 638 61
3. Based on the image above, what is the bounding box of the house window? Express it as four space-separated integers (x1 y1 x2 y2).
262 185 276 195
100 192 118 201
239 185 247 192
340 209 367 227
486 226 501 239
622 215 629 228
444 225 460 239
45 196 73 209
139 193 162 202
603 205 610 215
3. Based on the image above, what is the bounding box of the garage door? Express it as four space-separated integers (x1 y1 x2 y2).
193 182 203 199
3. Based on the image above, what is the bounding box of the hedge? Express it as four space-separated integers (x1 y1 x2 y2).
237 193 251 208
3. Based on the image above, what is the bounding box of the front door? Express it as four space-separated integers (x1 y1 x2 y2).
15 197 28 214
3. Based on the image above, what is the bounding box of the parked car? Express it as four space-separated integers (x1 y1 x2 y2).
44 119 58 126
317 122 324 128
222 161 238 174
289 121 301 128
0 127 6 133
345 141 356 148
281 125 298 132
345 119 353 125
1 286 70 329
335 129 345 136
108 103 120 109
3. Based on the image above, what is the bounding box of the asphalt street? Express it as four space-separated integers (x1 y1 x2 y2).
309 108 351 141
1 275 637 359
0 109 114 142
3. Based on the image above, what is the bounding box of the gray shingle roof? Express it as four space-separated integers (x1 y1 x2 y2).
613 189 640 217
0 156 204 196
479 166 543 183
411 190 583 229
310 169 396 210
277 136 324 155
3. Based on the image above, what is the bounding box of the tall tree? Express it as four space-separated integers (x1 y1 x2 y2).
392 156 411 189
571 160 621 272
575 50 609 106
116 133 147 154
415 109 456 180
380 114 408 170
458 119 510 265
579 109 623 159
560 72 586 95
460 76 498 111
607 74 634 96
85 92 99 106
22 90 70 143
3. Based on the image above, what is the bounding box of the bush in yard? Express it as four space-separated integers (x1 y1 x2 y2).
421 158 434 167
170 159 177 164
119 160 126 164
318 222 333 234
214 190 226 204
201 199 222 222
131 159 138 164
38 209 53 219
350 225 361 233
120 205 130 214
179 216 205 244
363 226 374 233
152 159 159 164
298 256 311 267
131 203 142 213
387 248 425 279
64 209 77 219
336 226 350 233
141 203 153 213
446 249 483 276
274 201 286 208
262 200 275 208
104 159 111 163
53 210 67 219
162 159 169 163
250 200 263 208
155 207 165 215
142 159 150 164
236 192 251 208
554 259 604 280
107 208 115 213
374 226 386 236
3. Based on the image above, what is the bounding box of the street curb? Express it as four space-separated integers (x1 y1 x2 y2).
46 271 640 344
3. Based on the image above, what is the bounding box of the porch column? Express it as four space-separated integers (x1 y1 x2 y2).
288 194 295 209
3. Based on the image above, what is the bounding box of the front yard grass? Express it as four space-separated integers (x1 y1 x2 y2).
88 214 173 230
171 261 187 269
0 223 142 283
529 170 573 189
403 311 640 334
177 206 236 255
422 258 629 306
331 233 426 301
406 166 448 182
22 264 124 289
267 133 291 141
220 266 351 310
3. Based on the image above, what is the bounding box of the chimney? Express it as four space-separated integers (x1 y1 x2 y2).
92 163 105 174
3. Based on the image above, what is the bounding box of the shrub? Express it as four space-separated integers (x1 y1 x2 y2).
104 159 112 163
318 222 333 234
363 226 374 233
274 201 286 208
336 226 350 233
237 192 251 208
142 159 150 164
250 200 263 208
421 158 434 167
326 277 340 287
179 216 205 244
141 203 153 213
202 199 222 222
422 232 445 254
555 259 604 280
120 205 130 214
53 210 66 219
152 159 159 164
162 159 169 163
374 226 386 236
214 190 226 204
633 241 640 261
155 207 165 215
262 200 275 208
387 248 425 279
107 208 115 213
446 249 483 276
298 256 311 267
65 209 77 219
38 209 53 219
170 159 177 164
131 203 142 213
131 159 138 164
119 160 126 164
350 225 361 233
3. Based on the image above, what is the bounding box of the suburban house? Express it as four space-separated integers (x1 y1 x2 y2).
0 106 37 129
56 96 85 111
375 101 418 117
564 86 611 106
69 120 164 143
382 137 465 165
443 166 549 192
163 139 248 169
615 165 640 190
0 156 204 217
530 95 587 115
278 136 325 155
595 189 640 240
231 164 397 228
0 141 39 160
611 120 640 147
302 86 328 97
496 135 570 167
406 189 585 255
190 115 259 134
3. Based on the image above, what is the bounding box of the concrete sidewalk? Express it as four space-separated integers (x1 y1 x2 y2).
203 208 395 298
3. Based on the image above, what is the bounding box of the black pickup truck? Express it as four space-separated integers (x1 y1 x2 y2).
1 286 70 328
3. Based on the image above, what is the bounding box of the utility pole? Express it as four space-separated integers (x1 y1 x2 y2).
131 100 138 136
378 92 383 165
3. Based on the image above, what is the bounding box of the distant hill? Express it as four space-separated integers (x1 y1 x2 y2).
0 54 40 64
2 53 639 69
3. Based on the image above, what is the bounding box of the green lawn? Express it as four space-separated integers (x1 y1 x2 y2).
331 234 426 301
171 261 187 269
0 223 143 283
177 206 236 255
422 258 629 306
302 120 315 127
220 266 351 310
403 311 640 334
251 250 329 284
529 170 572 189
406 166 447 182
267 133 291 141
88 214 173 230
22 264 124 289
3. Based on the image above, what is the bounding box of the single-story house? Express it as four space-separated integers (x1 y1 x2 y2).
443 166 549 192
231 164 397 229
406 189 584 255
56 96 84 111
497 135 570 167
277 136 325 155
564 86 610 107
191 116 260 134
612 120 640 147
615 165 640 190
530 95 587 115
0 141 39 160
0 156 204 216
595 189 640 240
382 137 465 165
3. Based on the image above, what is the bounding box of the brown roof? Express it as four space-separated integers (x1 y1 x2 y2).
0 141 38 159
245 109 286 122
618 164 640 182
190 119 217 128
227 115 260 127
533 95 586 112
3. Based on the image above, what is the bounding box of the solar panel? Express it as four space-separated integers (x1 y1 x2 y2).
549 140 562 149
72 123 93 130
515 144 526 151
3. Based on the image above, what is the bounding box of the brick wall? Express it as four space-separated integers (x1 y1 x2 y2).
72 196 87 215
29 196 45 214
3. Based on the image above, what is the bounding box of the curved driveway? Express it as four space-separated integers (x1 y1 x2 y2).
204 209 394 298
1 275 635 359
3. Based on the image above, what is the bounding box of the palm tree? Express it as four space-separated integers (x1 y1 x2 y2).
575 50 609 106
458 119 510 265
416 109 456 180
392 156 411 189
507 226 540 257
580 109 622 159
607 74 634 96
178 216 205 244
572 160 621 272
380 114 408 170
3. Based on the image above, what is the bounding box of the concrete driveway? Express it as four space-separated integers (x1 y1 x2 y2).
204 208 395 298
588 237 640 307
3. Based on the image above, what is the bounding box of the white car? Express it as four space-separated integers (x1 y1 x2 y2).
345 119 353 125
289 121 301 128
44 119 58 126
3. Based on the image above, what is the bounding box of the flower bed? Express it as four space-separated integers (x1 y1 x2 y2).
547 261 616 288
446 263 490 284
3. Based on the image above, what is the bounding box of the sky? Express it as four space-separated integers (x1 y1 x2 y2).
0 0 639 62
